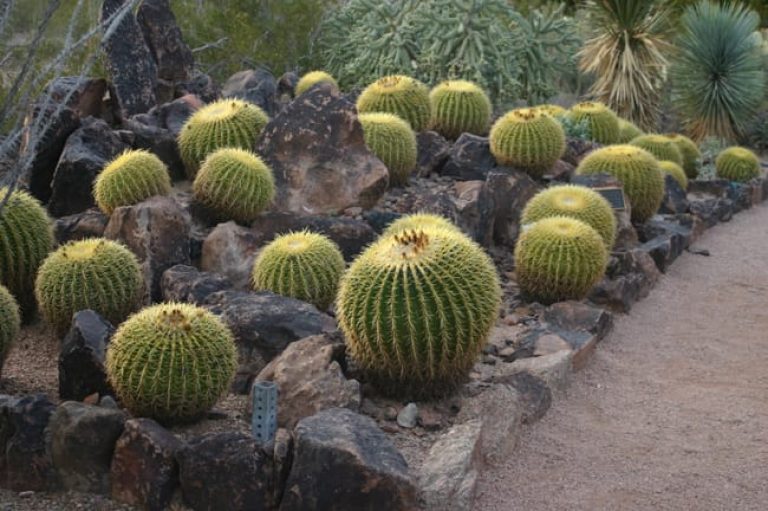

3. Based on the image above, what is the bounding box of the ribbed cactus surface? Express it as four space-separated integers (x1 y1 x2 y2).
0 285 20 376
665 134 701 179
94 149 172 215
358 112 417 187
617 119 644 143
567 102 620 144
716 146 761 183
658 160 689 189
356 75 431 132
429 80 492 139
630 134 684 166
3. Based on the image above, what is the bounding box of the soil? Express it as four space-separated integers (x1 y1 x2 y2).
475 202 768 511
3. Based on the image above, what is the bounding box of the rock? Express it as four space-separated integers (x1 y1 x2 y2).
111 418 184 511
122 118 185 180
49 402 126 493
688 197 733 228
250 335 361 429
175 73 220 104
613 209 639 251
659 174 690 215
496 350 573 394
47 118 128 217
440 133 497 181
59 310 115 401
415 131 451 177
201 222 262 289
137 0 194 85
0 395 18 483
362 209 401 234
101 0 158 116
178 431 279 511
105 196 191 302
544 159 575 182
272 428 294 505
257 87 389 215
726 182 751 214
542 301 614 369
150 94 202 136
484 170 542 247
419 420 482 511
590 248 661 312
161 265 232 304
4 394 58 491
562 138 600 166
458 383 522 465
203 290 337 393
280 408 417 511
53 209 109 245
222 68 278 116
277 72 299 98
43 77 117 121
396 403 418 429
637 216 694 272
688 179 731 198
490 372 552 424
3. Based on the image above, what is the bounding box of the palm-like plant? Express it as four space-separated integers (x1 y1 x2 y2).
578 0 670 131
671 1 765 142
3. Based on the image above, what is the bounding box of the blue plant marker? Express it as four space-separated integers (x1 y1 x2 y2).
251 380 278 445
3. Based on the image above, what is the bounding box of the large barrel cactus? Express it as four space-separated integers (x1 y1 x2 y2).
356 75 431 132
534 104 567 117
35 239 143 335
358 112 417 187
576 145 665 223
383 213 460 236
295 70 339 96
106 303 237 424
715 146 762 183
514 216 608 304
336 227 501 397
567 102 620 144
617 119 644 143
658 160 689 189
178 98 269 179
93 149 172 215
629 134 684 166
0 285 20 376
429 80 492 139
251 231 346 311
665 134 701 179
522 185 617 251
489 107 566 178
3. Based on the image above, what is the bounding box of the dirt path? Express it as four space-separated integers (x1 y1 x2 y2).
475 203 768 511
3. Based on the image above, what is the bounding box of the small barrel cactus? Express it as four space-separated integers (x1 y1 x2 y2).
630 134 684 166
665 134 701 179
358 113 417 187
0 285 20 376
252 231 346 310
567 102 620 145
658 161 689 189
522 185 617 251
336 227 501 397
356 75 431 132
383 213 460 236
106 303 237 424
0 187 53 317
617 119 644 143
429 80 492 139
576 145 664 223
35 239 143 335
295 70 339 95
534 104 567 117
93 149 172 215
178 98 269 179
489 107 566 178
715 146 762 183
193 148 275 223
515 217 607 304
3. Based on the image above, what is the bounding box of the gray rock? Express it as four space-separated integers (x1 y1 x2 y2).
485 170 542 247
396 403 418 429
562 137 600 166
161 265 232 305
137 0 194 84
43 77 118 121
496 350 573 394
201 222 262 289
637 215 694 273
2 394 58 491
490 372 552 424
175 73 220 104
440 133 497 181
122 118 185 181
659 174 690 215
59 310 115 401
53 209 109 245
458 383 522 465
222 68 278 116
415 131 451 177
590 248 661 313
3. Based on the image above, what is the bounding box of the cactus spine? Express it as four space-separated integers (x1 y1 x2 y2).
356 75 431 132
429 80 492 139
383 213 460 236
94 150 172 215
358 112 417 187
715 146 761 183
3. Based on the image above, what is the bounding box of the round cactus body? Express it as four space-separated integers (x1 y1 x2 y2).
575 145 664 223
0 187 53 317
617 119 644 143
252 231 346 310
295 70 338 95
356 75 431 132
489 107 566 178
665 134 701 179
358 113 417 187
515 217 607 304
429 80 492 139
658 160 689 189
193 148 275 223
522 185 617 251
0 285 20 376
35 239 143 335
629 134 684 166
534 104 567 117
567 102 620 144
383 213 460 236
178 98 269 179
94 150 172 215
715 146 761 183
106 303 237 424
336 227 501 397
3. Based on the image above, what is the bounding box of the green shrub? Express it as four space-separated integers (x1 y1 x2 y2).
383 213 460 236
567 102 620 144
358 113 417 187
429 80 492 140
630 134 684 166
658 160 689 188
0 285 20 376
715 146 762 182
295 70 338 96
665 133 702 178
356 75 431 132
93 150 172 215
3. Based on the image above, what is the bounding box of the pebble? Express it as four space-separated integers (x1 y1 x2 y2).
18 491 34 499
396 402 419 428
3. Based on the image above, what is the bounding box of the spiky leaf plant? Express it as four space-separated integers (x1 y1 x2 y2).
567 102 621 144
665 133 701 178
383 213 461 236
178 98 269 179
489 107 566 178
336 227 501 398
295 70 339 96
35 239 143 335
522 185 617 251
671 1 764 141
193 148 275 224
715 146 762 183
658 161 689 189
576 145 665 223
93 150 172 215
252 231 346 311
358 113 417 187
578 1 670 130
629 134 684 166
106 303 237 424
429 80 492 139
617 118 644 143
0 187 53 318
0 285 20 376
356 75 431 132
514 216 608 304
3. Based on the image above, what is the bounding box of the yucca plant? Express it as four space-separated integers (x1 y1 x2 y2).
578 1 670 131
671 1 765 142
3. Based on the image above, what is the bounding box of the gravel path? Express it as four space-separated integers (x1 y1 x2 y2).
475 203 768 511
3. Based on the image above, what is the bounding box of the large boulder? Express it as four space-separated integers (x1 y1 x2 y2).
440 133 497 181
59 310 115 401
484 170 542 247
222 68 278 115
257 87 389 215
415 131 451 177
2 394 58 490
137 0 194 85
53 209 109 245
161 265 232 305
43 77 119 122
201 222 263 289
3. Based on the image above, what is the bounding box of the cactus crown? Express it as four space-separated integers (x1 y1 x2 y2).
383 213 460 236
489 107 566 177
571 101 605 114
535 104 567 117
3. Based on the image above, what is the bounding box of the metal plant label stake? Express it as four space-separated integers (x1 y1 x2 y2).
251 380 278 445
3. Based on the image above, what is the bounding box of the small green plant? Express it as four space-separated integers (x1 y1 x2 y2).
556 114 592 141
383 213 460 236
629 134 684 166
356 75 431 132
358 112 418 187
193 148 275 224
295 70 338 95
252 231 346 310
665 133 702 178
106 302 237 424
0 285 20 376
567 102 620 144
617 119 644 143
715 146 762 182
514 216 607 304
658 160 689 189
429 80 492 140
93 150 172 215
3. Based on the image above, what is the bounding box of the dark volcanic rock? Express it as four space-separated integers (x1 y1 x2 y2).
562 137 600 166
149 94 202 136
137 0 194 84
222 68 278 116
415 131 451 177
440 133 497 181
43 77 118 121
3 394 58 490
59 310 115 401
175 73 220 103
123 118 185 181
277 72 299 97
485 170 542 247
53 209 109 245
637 216 694 273
161 265 232 305
590 248 661 312
659 174 690 215
543 301 614 341
688 197 733 227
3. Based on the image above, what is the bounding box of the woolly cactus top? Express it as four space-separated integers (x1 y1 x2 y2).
384 213 460 236
535 104 567 117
